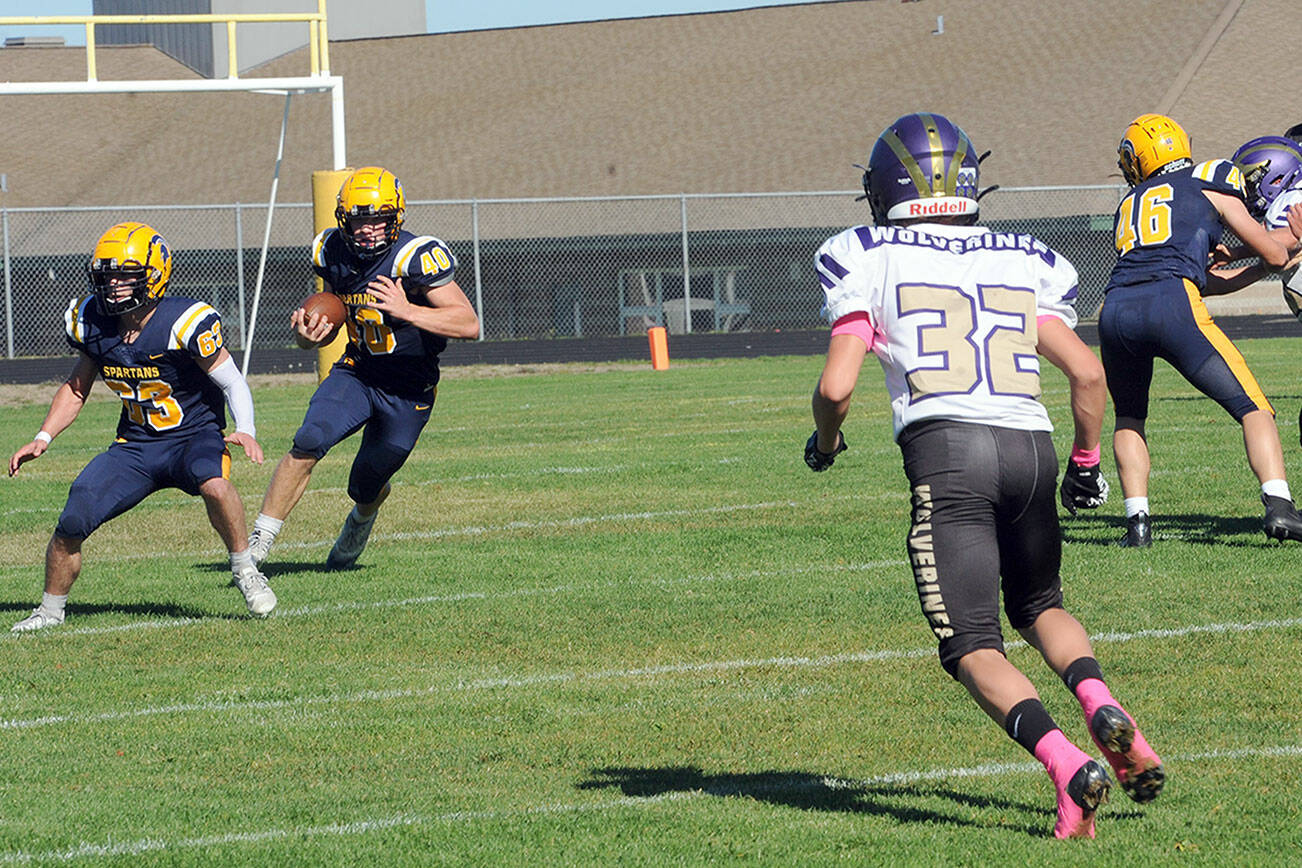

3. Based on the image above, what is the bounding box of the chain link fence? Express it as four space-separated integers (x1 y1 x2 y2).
0 186 1126 359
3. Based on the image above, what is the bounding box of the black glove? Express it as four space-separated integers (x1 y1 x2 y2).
804 430 847 472
1059 459 1110 515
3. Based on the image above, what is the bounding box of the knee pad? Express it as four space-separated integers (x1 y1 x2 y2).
54 487 99 540
292 421 335 459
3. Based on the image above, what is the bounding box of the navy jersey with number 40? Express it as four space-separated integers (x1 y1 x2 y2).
311 227 457 395
1106 159 1248 293
65 295 228 441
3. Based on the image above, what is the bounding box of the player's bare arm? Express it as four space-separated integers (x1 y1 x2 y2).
1206 190 1290 268
9 353 97 476
196 346 264 464
807 332 865 467
367 274 481 339
1036 317 1105 452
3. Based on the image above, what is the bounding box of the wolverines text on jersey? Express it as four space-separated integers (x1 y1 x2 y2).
816 222 1080 439
311 227 457 396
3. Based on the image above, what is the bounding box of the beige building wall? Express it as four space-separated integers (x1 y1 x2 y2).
0 0 1295 209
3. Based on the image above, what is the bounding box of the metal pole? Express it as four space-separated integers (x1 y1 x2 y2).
330 77 346 170
234 203 246 351
242 92 292 377
2 206 11 358
472 199 484 341
680 194 691 334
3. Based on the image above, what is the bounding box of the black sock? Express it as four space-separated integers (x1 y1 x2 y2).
1060 656 1105 694
1004 698 1058 755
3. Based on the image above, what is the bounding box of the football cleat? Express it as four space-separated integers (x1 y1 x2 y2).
233 566 277 617
325 508 378 571
247 527 274 568
1089 705 1165 804
1053 758 1111 840
11 608 64 633
1119 512 1151 548
1262 495 1302 541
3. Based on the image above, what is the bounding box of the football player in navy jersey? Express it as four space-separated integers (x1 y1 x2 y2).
806 113 1162 839
1100 114 1302 548
7 222 276 631
248 167 479 570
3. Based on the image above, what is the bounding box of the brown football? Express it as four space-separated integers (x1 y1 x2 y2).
299 291 347 337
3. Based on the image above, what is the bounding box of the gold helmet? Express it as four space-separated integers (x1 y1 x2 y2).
335 166 405 258
1118 114 1192 186
87 221 173 316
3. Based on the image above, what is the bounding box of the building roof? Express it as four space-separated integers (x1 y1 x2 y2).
0 0 1295 208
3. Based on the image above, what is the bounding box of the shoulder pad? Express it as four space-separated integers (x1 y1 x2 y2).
64 296 93 345
1192 159 1247 196
312 228 338 269
170 302 222 353
393 235 456 283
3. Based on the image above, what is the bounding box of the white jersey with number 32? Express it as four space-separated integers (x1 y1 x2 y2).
815 222 1080 439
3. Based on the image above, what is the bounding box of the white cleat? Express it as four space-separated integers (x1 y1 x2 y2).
12 608 64 633
325 509 377 570
247 527 273 568
233 566 277 617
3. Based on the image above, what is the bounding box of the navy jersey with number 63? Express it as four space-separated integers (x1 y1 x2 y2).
64 295 228 441
311 227 457 395
1106 159 1248 293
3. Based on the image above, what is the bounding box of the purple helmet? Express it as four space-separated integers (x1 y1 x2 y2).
1231 136 1302 219
862 112 981 225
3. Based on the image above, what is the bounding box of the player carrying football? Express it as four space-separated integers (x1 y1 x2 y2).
8 222 275 631
247 167 479 570
1100 115 1302 548
805 113 1162 839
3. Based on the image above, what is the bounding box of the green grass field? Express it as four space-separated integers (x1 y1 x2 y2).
2 344 1301 865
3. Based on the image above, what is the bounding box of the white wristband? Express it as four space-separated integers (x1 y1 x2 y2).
34 430 53 445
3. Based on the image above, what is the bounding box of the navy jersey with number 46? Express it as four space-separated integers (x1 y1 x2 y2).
1106 159 1248 293
311 227 457 395
65 295 228 441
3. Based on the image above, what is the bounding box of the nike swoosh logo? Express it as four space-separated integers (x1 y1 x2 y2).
415 404 431 411
149 353 165 360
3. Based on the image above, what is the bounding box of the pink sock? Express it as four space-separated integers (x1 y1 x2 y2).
1074 677 1119 723
1033 730 1099 840
1034 729 1087 781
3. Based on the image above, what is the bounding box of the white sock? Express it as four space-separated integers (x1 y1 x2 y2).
40 592 67 618
230 549 254 573
1124 497 1149 518
254 514 284 538
1261 479 1291 501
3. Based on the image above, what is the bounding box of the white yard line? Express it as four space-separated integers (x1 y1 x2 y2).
3 615 1298 732
3 746 1299 864
0 492 890 570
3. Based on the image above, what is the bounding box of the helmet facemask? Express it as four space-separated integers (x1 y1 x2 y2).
89 263 154 316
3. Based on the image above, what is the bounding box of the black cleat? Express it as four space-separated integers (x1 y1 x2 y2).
1119 511 1151 548
1262 495 1302 542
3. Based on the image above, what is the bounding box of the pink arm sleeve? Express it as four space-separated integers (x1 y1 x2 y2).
831 311 878 349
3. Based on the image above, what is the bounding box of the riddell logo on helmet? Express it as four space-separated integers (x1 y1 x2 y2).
908 200 970 217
